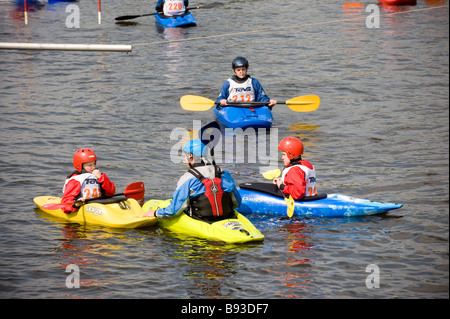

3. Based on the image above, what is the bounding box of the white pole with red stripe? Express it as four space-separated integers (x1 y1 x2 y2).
24 0 28 25
97 0 102 24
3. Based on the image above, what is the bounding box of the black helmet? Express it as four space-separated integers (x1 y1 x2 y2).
232 56 249 69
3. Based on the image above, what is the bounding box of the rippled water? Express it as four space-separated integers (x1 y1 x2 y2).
0 0 448 301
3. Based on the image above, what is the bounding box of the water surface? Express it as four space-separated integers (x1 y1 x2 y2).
0 0 448 300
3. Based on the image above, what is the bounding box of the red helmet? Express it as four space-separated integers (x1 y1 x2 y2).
278 137 303 160
73 148 97 171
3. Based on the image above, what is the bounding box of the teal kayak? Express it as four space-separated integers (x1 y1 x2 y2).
237 182 403 217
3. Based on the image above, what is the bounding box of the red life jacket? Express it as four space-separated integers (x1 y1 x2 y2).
188 166 235 221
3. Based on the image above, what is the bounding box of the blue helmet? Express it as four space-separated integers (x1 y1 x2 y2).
182 139 208 157
232 56 249 69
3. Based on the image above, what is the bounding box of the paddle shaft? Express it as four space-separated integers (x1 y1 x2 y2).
115 12 161 20
41 182 145 210
180 94 320 112
115 3 221 21
225 98 319 106
73 190 135 207
224 101 285 107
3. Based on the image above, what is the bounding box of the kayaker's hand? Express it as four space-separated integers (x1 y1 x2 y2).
273 178 283 188
219 99 228 106
268 99 277 107
92 169 102 179
143 209 157 218
73 198 85 208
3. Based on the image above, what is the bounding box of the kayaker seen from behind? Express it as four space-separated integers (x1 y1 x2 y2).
155 0 189 16
61 148 116 214
216 56 277 108
144 139 242 222
273 137 318 200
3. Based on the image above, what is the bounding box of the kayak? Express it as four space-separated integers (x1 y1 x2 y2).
379 0 417 5
142 199 264 244
34 196 157 229
213 105 273 129
155 11 196 28
236 182 403 217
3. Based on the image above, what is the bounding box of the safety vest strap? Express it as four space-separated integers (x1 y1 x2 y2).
188 164 222 180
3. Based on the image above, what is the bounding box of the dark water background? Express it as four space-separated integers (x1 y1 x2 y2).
0 0 448 299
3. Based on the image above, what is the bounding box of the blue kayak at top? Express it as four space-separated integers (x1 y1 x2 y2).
214 105 273 129
155 12 196 28
236 182 403 217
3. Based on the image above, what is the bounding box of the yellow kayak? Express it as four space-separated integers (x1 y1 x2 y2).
34 196 157 229
143 199 264 244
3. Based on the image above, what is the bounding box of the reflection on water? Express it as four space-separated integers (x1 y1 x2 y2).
157 27 191 86
168 239 240 298
158 231 265 298
37 213 158 298
273 221 314 298
287 122 320 150
51 224 113 298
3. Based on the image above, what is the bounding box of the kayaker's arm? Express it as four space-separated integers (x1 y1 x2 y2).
221 171 242 207
252 78 269 102
152 178 199 219
252 78 277 107
216 80 231 105
61 179 82 214
98 173 116 197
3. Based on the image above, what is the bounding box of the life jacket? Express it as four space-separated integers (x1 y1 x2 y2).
227 76 256 103
187 166 235 220
63 171 103 200
281 159 317 197
163 0 186 16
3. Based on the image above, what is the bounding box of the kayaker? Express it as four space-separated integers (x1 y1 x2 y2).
61 148 116 214
155 0 189 16
144 139 242 221
216 56 277 107
273 137 317 200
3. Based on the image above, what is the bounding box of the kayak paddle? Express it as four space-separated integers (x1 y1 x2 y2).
262 169 295 218
180 95 320 112
41 181 145 211
262 168 281 180
115 2 224 21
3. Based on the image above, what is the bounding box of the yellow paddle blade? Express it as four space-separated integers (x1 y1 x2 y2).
180 95 215 111
262 168 281 180
285 95 320 112
285 195 295 218
261 168 294 216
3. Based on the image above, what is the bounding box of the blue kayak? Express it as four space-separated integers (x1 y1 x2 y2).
236 182 403 217
155 12 196 28
213 105 273 129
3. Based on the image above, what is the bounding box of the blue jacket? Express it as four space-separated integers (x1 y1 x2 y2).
156 165 242 218
216 76 271 104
